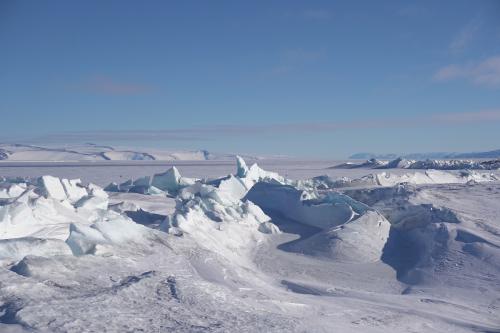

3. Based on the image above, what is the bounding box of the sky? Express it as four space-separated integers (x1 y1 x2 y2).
1 0 500 158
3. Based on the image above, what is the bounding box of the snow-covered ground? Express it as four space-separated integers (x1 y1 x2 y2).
0 143 257 162
0 159 499 332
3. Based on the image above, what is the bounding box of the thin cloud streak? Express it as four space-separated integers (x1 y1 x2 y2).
434 56 500 88
449 17 481 53
33 110 500 143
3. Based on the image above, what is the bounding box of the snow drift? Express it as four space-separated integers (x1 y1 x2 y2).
246 182 391 263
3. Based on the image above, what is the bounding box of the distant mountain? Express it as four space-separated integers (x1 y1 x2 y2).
350 149 500 160
331 156 500 170
0 143 256 162
349 152 398 160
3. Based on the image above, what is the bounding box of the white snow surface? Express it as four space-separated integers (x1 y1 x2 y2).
0 143 257 162
309 169 498 189
0 158 499 332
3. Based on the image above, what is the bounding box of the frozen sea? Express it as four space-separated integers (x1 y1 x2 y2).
0 159 461 186
0 159 499 332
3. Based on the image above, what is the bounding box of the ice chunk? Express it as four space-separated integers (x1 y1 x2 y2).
88 183 108 199
151 166 195 193
133 176 151 187
0 183 26 199
109 200 140 213
93 216 151 244
210 175 248 204
146 186 165 195
246 163 283 184
0 175 158 259
234 157 287 192
75 195 108 211
236 155 249 177
164 178 277 256
246 182 366 230
258 221 281 234
61 178 88 202
66 223 107 255
104 182 120 192
38 175 67 201
151 166 181 191
0 238 72 260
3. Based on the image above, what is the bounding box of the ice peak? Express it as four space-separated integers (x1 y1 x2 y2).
236 156 249 178
169 166 181 182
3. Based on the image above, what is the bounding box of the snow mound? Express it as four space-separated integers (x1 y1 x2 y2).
246 181 391 262
286 211 390 263
342 183 500 285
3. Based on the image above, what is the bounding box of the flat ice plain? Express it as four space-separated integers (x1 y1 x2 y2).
0 158 499 332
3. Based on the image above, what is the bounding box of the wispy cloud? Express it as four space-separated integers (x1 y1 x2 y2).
33 109 500 143
81 75 153 95
433 56 500 88
449 17 481 53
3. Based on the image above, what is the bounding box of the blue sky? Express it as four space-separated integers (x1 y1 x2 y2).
1 0 500 158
